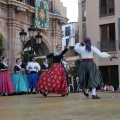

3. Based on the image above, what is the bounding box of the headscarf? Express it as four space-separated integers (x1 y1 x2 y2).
84 37 91 52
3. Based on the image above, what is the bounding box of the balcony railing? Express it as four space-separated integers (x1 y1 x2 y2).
100 39 116 52
16 0 35 7
16 0 59 13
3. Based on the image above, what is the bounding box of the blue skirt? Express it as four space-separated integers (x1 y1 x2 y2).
28 73 39 88
12 72 28 92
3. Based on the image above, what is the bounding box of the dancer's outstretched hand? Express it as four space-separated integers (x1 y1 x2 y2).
67 36 72 49
80 41 85 46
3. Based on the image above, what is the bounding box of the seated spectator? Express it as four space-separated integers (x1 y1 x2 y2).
106 83 114 91
104 84 107 91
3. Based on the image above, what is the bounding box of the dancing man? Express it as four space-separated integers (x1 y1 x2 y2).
74 37 111 99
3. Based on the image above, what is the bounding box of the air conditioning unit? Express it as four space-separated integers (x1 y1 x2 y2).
17 7 26 12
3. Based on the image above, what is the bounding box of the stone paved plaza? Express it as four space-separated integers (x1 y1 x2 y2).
0 92 120 120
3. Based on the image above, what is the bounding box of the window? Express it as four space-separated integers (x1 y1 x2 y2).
99 0 114 17
26 0 35 7
100 23 116 52
82 2 86 22
65 26 70 36
49 2 53 13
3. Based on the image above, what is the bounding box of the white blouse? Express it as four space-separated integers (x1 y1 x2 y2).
26 62 41 72
74 43 110 59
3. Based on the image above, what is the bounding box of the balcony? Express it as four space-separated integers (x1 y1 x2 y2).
16 0 61 14
16 0 35 7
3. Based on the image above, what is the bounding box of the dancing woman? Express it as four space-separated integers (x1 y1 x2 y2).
19 58 29 91
61 56 69 93
0 57 15 96
36 37 71 97
12 58 28 94
74 37 111 99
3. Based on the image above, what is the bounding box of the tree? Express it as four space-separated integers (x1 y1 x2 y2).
73 59 81 77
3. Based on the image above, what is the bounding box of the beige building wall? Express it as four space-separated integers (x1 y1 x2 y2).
86 0 120 88
60 2 67 18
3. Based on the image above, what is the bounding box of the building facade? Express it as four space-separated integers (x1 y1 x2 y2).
62 22 79 63
0 0 68 65
86 0 120 89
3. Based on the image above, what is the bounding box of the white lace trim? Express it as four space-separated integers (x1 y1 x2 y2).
53 52 61 56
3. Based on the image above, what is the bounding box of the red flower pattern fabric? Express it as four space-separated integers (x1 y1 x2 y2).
37 63 67 95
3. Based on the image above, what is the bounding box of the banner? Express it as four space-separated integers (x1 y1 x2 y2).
35 0 49 30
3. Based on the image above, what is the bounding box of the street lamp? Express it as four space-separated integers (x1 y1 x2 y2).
19 29 27 63
35 32 42 44
28 25 35 38
19 29 27 45
19 26 42 54
28 25 35 54
19 26 42 64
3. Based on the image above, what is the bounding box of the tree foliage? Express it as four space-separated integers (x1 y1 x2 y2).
73 59 81 77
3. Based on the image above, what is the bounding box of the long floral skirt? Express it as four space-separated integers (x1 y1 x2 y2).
0 71 15 93
36 63 68 95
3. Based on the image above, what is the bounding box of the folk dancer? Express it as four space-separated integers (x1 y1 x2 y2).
41 58 49 72
61 56 69 94
0 57 15 96
74 37 111 99
36 37 71 97
19 57 29 91
26 56 41 94
12 58 28 94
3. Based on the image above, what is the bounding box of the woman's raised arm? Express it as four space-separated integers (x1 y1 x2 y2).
66 36 72 49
